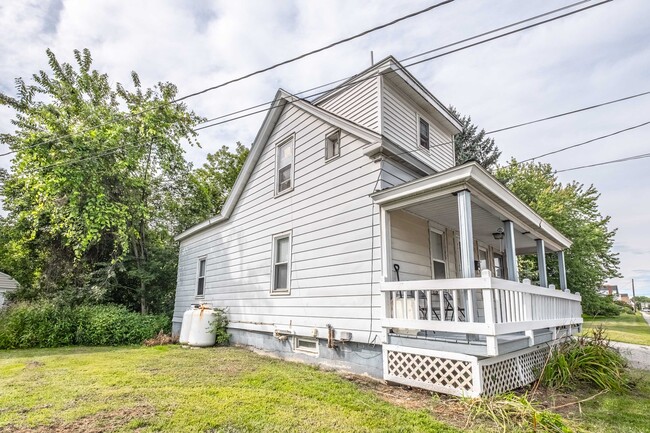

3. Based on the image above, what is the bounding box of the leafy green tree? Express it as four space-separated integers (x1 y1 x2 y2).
0 49 202 312
495 160 620 312
449 106 501 171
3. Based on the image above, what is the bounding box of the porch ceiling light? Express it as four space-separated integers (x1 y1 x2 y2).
492 228 505 240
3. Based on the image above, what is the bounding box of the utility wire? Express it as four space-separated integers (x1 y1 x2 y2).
174 0 455 103
197 0 595 127
196 0 612 133
556 152 650 173
0 1 454 158
520 120 650 163
2 0 613 172
487 90 650 134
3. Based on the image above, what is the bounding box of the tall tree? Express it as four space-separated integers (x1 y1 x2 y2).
449 106 501 171
495 160 620 309
0 49 203 312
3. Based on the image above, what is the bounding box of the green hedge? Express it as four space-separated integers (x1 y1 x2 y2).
0 302 170 349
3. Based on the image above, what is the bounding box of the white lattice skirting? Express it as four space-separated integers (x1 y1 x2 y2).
383 344 551 397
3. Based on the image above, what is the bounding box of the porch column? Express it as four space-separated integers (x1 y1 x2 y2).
503 220 519 282
457 190 475 278
557 250 568 292
536 239 548 288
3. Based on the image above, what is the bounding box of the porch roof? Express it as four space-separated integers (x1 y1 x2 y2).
370 162 572 253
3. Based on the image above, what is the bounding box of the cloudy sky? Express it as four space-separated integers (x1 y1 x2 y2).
1 0 649 296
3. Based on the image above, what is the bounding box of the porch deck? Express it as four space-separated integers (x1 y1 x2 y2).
379 272 582 396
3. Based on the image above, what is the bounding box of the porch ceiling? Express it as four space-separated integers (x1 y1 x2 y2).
372 162 571 252
404 195 544 254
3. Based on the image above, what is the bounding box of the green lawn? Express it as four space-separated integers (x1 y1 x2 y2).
582 312 650 346
0 345 457 433
1 345 649 433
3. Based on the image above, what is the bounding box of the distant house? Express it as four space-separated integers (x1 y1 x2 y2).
172 56 582 397
0 272 18 307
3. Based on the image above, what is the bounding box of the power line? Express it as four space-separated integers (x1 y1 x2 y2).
556 152 650 173
196 0 612 133
197 0 595 128
2 0 613 173
174 0 455 103
0 1 454 159
487 90 650 134
520 120 650 163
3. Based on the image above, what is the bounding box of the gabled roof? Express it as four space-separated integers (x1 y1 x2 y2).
176 90 381 242
0 271 18 291
314 55 462 134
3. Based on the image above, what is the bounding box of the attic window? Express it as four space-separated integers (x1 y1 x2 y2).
419 117 430 150
325 130 340 161
276 136 294 194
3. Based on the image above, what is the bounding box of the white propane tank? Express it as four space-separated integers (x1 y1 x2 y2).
187 305 217 347
179 304 199 345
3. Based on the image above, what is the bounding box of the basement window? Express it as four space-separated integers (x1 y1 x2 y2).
294 337 319 354
325 130 340 161
419 117 430 150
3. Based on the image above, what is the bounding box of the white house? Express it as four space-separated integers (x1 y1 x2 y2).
173 56 582 397
0 271 18 307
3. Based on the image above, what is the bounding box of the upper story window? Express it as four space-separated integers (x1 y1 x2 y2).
196 257 206 297
276 136 294 195
325 130 340 161
419 117 430 150
271 232 292 295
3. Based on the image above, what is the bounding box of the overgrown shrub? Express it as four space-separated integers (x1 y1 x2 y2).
0 301 170 349
582 293 620 317
464 392 577 433
210 307 231 346
541 326 628 392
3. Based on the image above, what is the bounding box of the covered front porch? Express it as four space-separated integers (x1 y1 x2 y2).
372 162 583 396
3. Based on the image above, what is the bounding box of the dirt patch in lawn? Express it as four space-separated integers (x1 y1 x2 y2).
0 404 157 433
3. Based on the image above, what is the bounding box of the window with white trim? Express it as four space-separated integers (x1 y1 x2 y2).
276 137 294 194
325 130 340 161
493 253 505 279
430 230 446 279
196 257 206 297
271 232 291 294
419 117 430 150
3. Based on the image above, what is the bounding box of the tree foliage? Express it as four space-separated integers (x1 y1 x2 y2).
449 106 501 171
495 160 620 309
0 49 204 313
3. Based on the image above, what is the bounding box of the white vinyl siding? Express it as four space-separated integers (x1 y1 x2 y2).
390 210 431 282
382 81 454 172
173 103 382 343
379 159 420 190
318 77 380 132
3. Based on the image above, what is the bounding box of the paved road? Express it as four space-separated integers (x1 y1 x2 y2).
610 312 650 371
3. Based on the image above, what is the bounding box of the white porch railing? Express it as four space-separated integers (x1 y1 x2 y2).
381 270 583 356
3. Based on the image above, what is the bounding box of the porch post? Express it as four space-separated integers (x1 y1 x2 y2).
536 239 548 288
457 190 475 278
557 250 568 292
503 220 519 282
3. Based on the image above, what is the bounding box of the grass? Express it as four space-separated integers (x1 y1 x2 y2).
582 312 650 346
0 345 458 433
1 345 649 433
